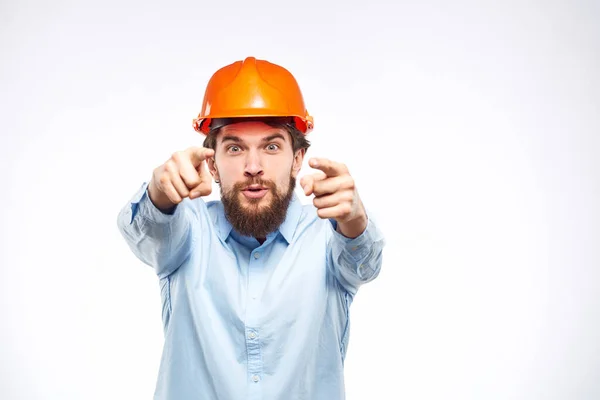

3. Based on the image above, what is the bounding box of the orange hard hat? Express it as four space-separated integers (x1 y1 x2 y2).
192 57 314 135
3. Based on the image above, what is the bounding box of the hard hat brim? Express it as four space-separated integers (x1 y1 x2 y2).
193 113 313 135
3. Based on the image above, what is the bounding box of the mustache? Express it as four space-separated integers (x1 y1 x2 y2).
232 178 277 191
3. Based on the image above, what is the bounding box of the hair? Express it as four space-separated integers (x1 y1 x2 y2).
202 117 311 154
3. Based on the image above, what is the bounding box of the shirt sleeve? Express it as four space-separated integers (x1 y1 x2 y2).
116 181 197 279
328 213 386 296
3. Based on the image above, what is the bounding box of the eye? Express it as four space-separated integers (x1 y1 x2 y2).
227 145 241 153
266 143 280 152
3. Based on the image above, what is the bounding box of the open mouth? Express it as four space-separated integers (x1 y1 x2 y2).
242 185 269 199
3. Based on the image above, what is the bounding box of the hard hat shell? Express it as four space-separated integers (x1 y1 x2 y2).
193 57 314 135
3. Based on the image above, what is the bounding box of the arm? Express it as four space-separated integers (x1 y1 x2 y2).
117 181 195 279
116 146 215 278
329 214 385 295
301 157 386 294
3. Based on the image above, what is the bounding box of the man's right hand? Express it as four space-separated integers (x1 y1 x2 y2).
147 146 215 212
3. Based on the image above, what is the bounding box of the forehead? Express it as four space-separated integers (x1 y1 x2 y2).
217 121 290 144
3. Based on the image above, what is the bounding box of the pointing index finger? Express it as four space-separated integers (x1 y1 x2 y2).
187 147 215 167
300 171 327 196
308 157 348 177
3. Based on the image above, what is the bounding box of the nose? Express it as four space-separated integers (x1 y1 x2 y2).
244 150 264 178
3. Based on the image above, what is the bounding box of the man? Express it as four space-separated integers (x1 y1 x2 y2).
117 56 385 399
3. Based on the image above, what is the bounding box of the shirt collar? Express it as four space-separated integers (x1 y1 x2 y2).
215 191 303 244
215 201 233 242
278 192 302 244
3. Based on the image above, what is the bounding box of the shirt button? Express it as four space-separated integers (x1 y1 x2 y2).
248 332 257 339
252 375 260 382
253 252 261 259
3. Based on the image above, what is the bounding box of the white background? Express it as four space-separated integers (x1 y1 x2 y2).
1 0 599 399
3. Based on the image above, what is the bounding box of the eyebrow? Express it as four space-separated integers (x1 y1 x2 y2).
221 135 242 143
262 133 286 143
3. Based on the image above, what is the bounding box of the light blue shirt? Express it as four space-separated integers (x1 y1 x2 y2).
117 182 385 400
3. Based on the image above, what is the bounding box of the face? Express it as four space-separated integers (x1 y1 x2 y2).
208 121 305 238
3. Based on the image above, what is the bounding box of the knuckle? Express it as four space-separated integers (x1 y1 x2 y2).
187 177 201 188
201 183 213 195
344 176 355 188
342 191 354 202
181 172 198 185
178 184 190 196
164 160 175 173
152 168 160 181
167 191 181 203
171 150 184 162
158 174 170 186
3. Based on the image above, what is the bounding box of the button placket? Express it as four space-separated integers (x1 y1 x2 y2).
246 327 262 387
247 248 264 391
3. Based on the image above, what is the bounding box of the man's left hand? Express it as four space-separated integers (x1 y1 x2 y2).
300 157 368 239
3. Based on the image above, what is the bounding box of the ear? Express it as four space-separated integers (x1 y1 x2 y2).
207 156 220 182
291 149 306 178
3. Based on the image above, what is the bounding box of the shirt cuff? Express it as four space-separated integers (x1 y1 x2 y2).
329 217 375 261
129 182 182 224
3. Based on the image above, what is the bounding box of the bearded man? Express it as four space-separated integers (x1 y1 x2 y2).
117 56 385 400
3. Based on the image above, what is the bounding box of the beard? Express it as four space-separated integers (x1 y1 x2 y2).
220 175 296 238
